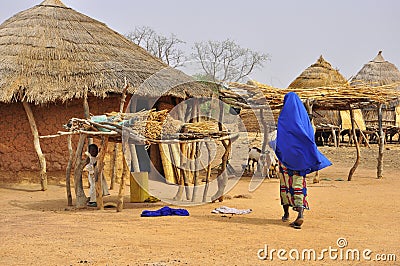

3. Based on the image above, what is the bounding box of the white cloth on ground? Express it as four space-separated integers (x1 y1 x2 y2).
211 206 252 215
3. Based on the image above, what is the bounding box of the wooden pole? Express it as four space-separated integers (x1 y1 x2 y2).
83 88 93 146
331 127 338 147
117 157 128 212
377 104 384 179
191 142 199 202
65 135 73 206
95 136 109 210
22 101 47 191
73 134 87 208
129 95 140 173
348 108 360 181
202 142 212 202
305 100 321 183
211 139 231 202
259 109 269 177
173 142 187 201
109 143 118 190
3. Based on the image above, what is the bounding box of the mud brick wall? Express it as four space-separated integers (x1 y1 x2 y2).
0 96 120 173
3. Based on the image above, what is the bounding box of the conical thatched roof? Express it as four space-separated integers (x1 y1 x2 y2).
288 55 348 89
0 0 210 104
350 51 400 89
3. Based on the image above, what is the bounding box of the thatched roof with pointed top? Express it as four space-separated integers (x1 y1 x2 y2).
350 51 400 89
288 55 349 89
0 0 211 104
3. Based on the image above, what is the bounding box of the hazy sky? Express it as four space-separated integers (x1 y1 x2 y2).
1 0 399 87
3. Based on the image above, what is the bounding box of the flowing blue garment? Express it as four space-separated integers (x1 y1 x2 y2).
141 206 189 217
274 92 331 176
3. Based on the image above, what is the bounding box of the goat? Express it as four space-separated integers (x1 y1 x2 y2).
247 147 278 178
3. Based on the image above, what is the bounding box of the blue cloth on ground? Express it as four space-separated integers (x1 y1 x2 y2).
275 92 332 176
141 206 189 217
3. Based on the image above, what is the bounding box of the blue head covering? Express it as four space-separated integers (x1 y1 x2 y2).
274 92 331 176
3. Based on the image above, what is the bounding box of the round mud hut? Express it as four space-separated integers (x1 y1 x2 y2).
0 0 211 184
350 51 400 129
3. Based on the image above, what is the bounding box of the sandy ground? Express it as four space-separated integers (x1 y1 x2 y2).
0 144 399 265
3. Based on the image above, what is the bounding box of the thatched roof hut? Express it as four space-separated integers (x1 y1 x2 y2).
350 51 400 128
288 55 351 127
288 55 349 89
0 0 210 104
0 0 211 185
350 51 400 89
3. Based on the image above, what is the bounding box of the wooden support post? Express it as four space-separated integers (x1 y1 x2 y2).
117 157 128 212
95 136 109 210
331 127 338 147
211 139 231 202
184 143 192 200
202 142 212 202
73 134 87 208
173 142 187 201
259 109 269 178
110 143 118 190
65 135 73 206
119 77 129 113
305 99 321 183
191 142 200 202
377 104 384 179
348 108 360 181
129 95 140 173
354 120 370 148
22 101 47 191
83 88 93 146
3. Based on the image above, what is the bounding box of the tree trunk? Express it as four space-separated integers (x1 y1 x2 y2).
73 134 87 208
22 101 47 191
377 104 384 179
65 135 73 206
348 108 360 181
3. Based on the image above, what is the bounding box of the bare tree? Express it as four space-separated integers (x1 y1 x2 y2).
126 26 185 68
192 39 269 83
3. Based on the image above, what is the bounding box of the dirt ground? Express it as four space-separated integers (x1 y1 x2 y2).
0 144 399 265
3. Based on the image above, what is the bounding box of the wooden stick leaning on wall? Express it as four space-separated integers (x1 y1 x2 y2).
22 101 48 191
65 135 73 206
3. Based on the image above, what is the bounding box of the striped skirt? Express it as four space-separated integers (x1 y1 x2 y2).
279 162 309 210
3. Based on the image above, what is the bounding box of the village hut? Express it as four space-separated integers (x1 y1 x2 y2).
350 51 400 129
0 0 211 184
287 55 366 145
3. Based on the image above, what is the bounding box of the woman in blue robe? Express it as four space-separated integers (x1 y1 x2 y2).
274 92 331 229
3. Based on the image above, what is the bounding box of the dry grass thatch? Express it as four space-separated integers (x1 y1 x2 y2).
350 51 400 89
222 80 400 111
0 0 211 104
288 55 349 89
